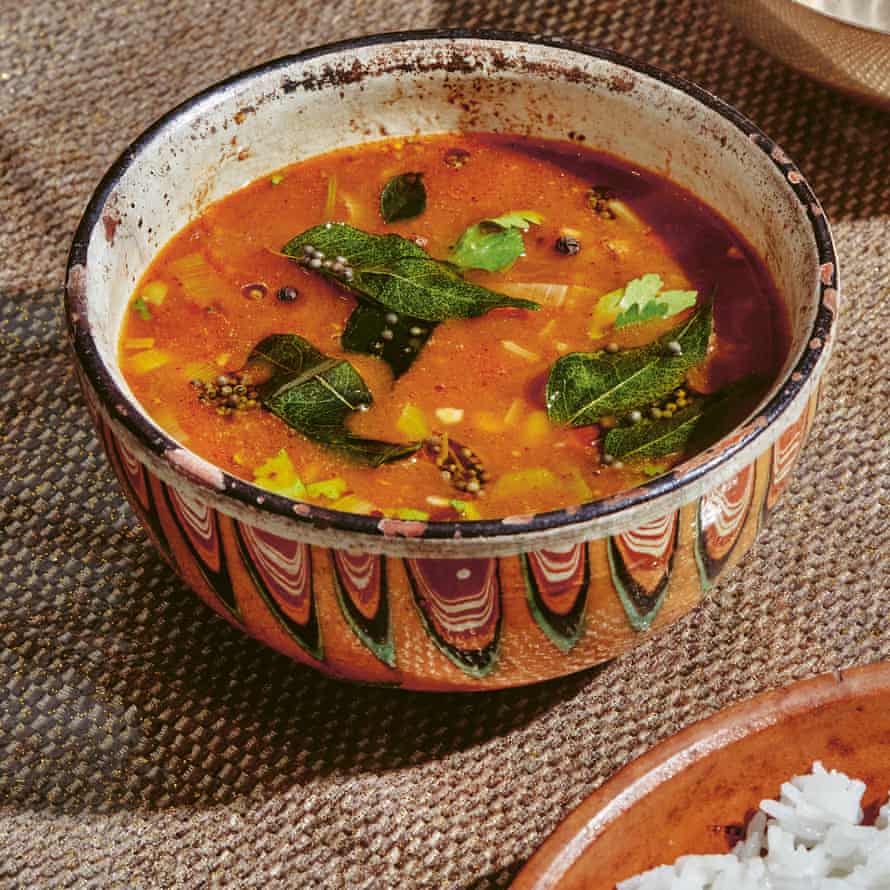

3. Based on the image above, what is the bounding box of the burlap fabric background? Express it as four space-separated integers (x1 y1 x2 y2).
1 1 888 887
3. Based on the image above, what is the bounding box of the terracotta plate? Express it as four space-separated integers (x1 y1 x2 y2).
512 662 890 889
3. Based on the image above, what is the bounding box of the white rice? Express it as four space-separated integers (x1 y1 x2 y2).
617 762 890 890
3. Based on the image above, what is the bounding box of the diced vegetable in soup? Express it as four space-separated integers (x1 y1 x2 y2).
120 134 789 521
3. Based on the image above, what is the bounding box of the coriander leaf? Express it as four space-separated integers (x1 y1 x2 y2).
450 225 524 272
612 273 698 329
380 172 426 223
132 296 152 320
341 302 436 378
487 210 543 229
282 223 539 322
245 333 419 466
449 210 543 272
659 289 700 312
546 303 712 427
618 273 663 312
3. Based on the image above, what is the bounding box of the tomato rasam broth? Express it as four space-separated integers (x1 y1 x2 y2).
119 134 789 521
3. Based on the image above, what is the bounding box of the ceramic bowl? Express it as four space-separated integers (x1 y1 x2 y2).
512 662 890 888
65 31 838 690
721 0 890 107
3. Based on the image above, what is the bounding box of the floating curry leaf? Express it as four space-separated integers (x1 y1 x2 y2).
245 334 420 467
380 172 427 223
612 273 698 329
546 303 713 427
449 210 543 272
341 302 437 378
282 223 539 322
604 403 706 461
317 432 421 466
603 375 765 462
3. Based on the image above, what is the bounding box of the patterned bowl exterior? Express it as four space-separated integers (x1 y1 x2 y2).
78 381 820 690
66 32 837 690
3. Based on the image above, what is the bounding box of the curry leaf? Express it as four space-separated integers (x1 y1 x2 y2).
546 303 713 427
612 273 698 329
604 403 706 461
603 375 765 461
245 334 420 466
341 302 437 378
449 210 543 272
317 433 420 466
282 223 539 322
380 172 426 223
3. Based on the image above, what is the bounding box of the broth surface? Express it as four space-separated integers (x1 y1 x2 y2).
120 133 789 520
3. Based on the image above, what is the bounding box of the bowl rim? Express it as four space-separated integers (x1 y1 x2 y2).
65 28 838 543
511 660 890 889
788 0 890 37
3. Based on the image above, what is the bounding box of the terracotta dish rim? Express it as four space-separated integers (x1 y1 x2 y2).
511 660 890 889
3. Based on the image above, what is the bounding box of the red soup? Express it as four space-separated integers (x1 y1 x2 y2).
120 133 789 521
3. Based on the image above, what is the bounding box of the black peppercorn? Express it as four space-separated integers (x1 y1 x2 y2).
555 236 581 256
277 286 298 302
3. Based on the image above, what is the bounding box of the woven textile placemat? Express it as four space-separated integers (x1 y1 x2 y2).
1 1 888 887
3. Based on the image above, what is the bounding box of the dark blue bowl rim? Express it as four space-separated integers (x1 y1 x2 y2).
65 28 838 542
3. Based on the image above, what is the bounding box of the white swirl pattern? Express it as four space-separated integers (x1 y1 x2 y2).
335 553 377 601
113 435 149 507
116 436 141 478
413 561 498 638
772 413 806 488
617 513 676 559
531 544 584 586
700 466 755 541
240 525 310 609
168 486 216 551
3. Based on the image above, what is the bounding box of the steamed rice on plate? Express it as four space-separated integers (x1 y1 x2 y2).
619 763 890 889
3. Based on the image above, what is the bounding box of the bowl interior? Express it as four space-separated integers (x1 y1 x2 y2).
68 33 826 540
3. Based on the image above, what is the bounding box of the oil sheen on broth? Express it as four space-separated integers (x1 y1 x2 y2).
119 133 789 521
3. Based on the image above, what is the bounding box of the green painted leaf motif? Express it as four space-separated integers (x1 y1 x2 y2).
246 334 420 466
380 172 427 223
341 302 437 379
449 210 543 272
282 224 539 322
612 273 698 329
545 303 713 427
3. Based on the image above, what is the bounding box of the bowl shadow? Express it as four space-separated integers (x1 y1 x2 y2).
1 414 598 815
